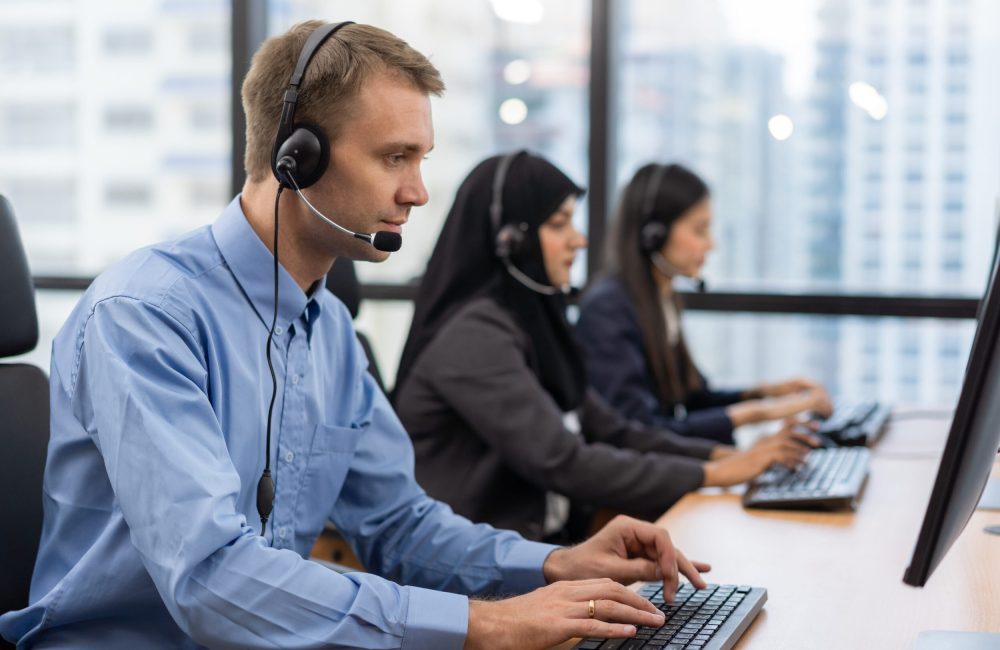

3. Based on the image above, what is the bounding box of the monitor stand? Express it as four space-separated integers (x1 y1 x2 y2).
977 478 1000 510
915 631 1000 649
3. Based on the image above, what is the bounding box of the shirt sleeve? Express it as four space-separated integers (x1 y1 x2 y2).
71 296 537 650
328 337 558 602
412 304 705 516
580 389 716 460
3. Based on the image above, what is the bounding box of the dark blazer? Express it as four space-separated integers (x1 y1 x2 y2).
394 297 715 542
576 276 746 444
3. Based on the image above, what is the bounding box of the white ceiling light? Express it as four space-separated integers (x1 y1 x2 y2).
499 98 528 125
504 59 532 85
768 114 794 141
490 0 545 24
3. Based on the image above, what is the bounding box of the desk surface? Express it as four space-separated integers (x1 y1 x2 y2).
646 418 1000 649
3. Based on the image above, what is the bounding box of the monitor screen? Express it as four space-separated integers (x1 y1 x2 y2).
904 251 1000 587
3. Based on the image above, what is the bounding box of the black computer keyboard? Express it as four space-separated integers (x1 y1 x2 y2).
814 400 891 446
743 446 870 510
573 582 767 650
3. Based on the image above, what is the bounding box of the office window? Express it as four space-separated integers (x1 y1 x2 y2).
947 49 969 66
619 0 1000 298
2 178 75 225
0 103 75 148
103 27 153 56
104 182 153 208
268 1 589 286
104 106 154 132
684 313 974 406
0 25 74 75
0 1 230 278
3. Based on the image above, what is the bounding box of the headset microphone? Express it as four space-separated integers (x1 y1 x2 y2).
651 251 706 293
280 165 402 252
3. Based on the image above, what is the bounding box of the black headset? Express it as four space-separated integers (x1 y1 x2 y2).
491 149 529 259
638 164 670 256
489 150 563 295
637 164 707 291
271 21 355 189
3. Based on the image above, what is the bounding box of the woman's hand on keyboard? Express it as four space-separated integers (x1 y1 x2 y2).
703 423 819 487
727 388 833 425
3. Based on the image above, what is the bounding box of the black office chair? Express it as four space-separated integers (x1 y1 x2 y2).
325 257 386 392
0 196 50 626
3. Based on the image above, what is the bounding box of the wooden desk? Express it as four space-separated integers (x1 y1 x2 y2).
654 419 1000 648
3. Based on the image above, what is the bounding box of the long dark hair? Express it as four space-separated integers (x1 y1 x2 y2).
607 163 709 407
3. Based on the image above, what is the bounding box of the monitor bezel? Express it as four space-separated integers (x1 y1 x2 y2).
903 252 1000 586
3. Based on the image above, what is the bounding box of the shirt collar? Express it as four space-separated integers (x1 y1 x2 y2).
212 195 320 332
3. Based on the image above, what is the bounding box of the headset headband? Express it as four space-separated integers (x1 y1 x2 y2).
641 163 668 226
490 150 527 235
275 21 354 146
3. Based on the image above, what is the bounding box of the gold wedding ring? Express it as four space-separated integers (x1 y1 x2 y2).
588 599 596 618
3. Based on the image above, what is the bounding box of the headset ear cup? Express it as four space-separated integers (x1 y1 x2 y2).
640 221 669 256
272 123 329 188
495 223 526 259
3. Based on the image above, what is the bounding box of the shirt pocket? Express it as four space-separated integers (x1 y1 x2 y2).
295 423 365 543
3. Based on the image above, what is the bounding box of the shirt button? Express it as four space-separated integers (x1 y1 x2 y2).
291 374 299 385
278 527 287 539
284 450 294 463
274 326 284 335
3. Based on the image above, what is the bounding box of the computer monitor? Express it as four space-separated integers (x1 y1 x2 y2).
903 249 1000 589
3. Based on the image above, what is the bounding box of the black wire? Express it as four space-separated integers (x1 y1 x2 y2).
260 185 283 537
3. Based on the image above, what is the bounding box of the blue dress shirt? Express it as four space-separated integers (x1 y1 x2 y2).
0 197 556 649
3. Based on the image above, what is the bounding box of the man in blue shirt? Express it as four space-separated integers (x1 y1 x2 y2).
0 20 708 649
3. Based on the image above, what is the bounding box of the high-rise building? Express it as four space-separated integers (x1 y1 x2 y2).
0 0 230 276
803 0 1000 403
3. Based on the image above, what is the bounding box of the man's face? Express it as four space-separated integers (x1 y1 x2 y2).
302 72 434 262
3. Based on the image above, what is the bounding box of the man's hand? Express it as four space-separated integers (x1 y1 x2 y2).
542 515 709 598
703 421 818 487
463 579 665 650
464 517 710 650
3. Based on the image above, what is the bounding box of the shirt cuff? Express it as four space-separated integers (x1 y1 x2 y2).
500 540 560 594
683 408 736 445
402 585 469 650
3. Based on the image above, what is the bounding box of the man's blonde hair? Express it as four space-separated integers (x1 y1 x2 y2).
241 20 445 182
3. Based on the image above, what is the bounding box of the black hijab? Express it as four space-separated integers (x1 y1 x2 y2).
395 152 587 411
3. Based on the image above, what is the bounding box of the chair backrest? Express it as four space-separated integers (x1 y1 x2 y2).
0 195 51 617
325 258 386 392
0 195 38 357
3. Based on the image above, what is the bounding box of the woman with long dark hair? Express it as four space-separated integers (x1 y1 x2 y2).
576 163 832 446
393 152 816 542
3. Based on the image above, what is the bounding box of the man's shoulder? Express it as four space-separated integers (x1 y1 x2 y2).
74 225 227 331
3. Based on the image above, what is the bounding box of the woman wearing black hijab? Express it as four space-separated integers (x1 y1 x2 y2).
394 152 815 542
